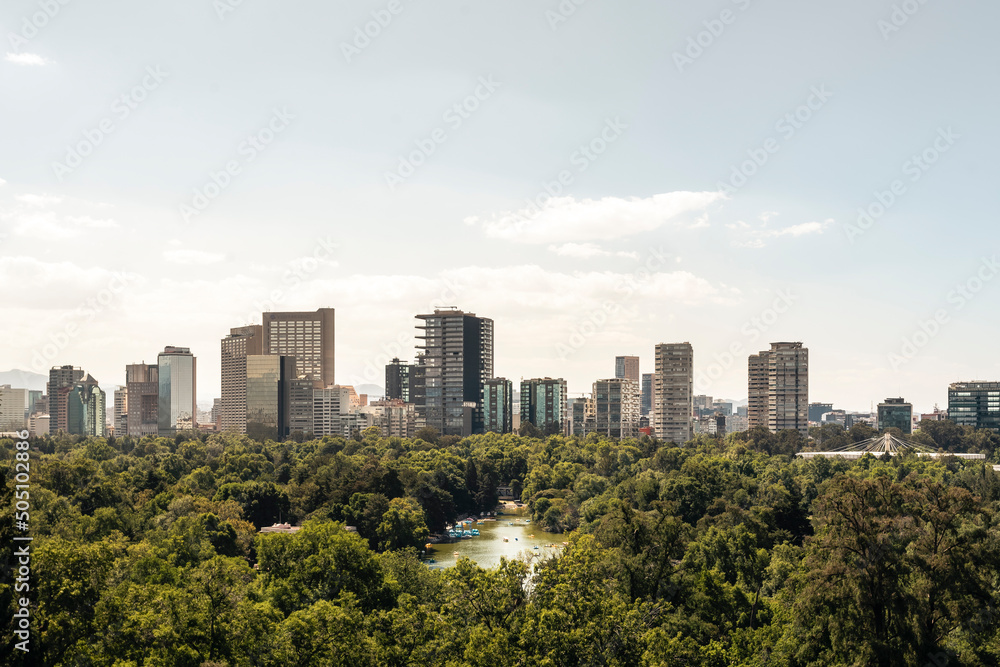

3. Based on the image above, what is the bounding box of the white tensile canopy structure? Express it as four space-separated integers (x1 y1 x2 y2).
797 432 986 461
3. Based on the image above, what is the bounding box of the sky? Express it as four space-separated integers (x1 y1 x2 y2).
1 0 998 413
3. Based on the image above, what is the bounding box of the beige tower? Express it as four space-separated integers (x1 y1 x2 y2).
653 343 694 444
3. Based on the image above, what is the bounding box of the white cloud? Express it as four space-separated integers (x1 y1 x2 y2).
466 191 725 244
730 218 834 247
5 52 49 66
15 193 62 207
65 215 118 229
163 249 226 265
0 178 6 186
548 243 639 260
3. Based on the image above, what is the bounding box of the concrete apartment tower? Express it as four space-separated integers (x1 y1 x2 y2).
126 363 159 437
652 343 694 444
748 342 809 435
412 308 494 436
47 365 84 434
592 378 641 439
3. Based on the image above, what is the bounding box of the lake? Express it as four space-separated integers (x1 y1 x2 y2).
426 509 565 569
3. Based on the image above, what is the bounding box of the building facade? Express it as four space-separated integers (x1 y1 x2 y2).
948 382 1000 432
262 309 335 389
877 397 913 434
126 363 159 437
246 355 295 441
652 343 694 444
592 378 640 439
0 386 28 431
615 355 640 383
367 399 416 438
67 373 106 436
809 402 834 423
47 365 84 434
158 346 197 436
748 343 809 435
385 358 411 402
520 377 569 435
113 387 128 436
641 373 653 417
483 378 513 434
412 309 494 436
220 325 263 433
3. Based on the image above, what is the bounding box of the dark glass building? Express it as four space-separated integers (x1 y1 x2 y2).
877 397 912 434
948 382 1000 432
385 357 411 402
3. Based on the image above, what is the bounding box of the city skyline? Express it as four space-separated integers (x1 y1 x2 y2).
2 2 998 414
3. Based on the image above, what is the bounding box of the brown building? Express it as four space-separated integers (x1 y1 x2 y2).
652 343 693 444
748 342 809 435
126 363 159 437
262 309 335 389
47 365 84 434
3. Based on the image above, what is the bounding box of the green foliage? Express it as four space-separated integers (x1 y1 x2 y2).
7 425 1000 665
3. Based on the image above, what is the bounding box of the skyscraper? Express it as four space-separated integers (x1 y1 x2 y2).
748 342 809 435
126 363 159 437
483 378 513 433
592 378 641 439
158 346 197 436
652 343 694 444
808 402 834 423
47 365 84 434
948 381 1000 432
615 355 640 383
67 373 105 436
877 397 912 434
0 386 29 431
412 308 494 436
246 355 295 441
220 325 263 433
262 309 335 388
385 358 411 401
520 377 569 435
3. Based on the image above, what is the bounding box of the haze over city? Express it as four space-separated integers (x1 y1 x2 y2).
2 0 998 413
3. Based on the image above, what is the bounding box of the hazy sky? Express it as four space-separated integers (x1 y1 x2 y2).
1 0 998 413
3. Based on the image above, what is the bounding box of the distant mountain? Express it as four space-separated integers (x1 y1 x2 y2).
356 384 385 399
0 369 47 392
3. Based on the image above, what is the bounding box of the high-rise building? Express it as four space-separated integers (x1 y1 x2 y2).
412 308 494 436
809 402 834 423
113 387 128 436
948 382 1000 432
385 358 411 402
615 356 640 383
592 378 640 439
210 398 222 429
67 373 105 436
877 397 912 434
483 378 513 434
288 377 315 437
262 309 335 388
47 365 84 434
520 378 568 435
26 390 42 420
220 325 263 433
158 347 197 436
126 363 159 437
640 373 653 417
570 398 591 437
246 355 295 441
748 343 809 435
653 343 694 444
0 386 28 431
